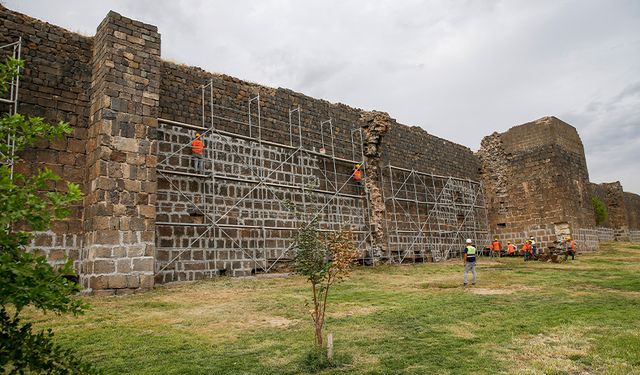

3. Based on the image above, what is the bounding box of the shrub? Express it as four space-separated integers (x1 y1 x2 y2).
299 346 352 373
592 197 609 226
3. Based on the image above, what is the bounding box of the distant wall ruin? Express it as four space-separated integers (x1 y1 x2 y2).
479 117 640 251
1 5 638 294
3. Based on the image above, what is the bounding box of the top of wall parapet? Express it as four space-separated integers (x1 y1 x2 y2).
164 59 366 112
496 116 585 156
99 10 158 33
0 4 92 42
165 60 476 155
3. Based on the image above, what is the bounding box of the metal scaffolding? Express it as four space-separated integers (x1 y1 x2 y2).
155 80 373 279
380 165 490 262
0 38 22 179
154 79 490 279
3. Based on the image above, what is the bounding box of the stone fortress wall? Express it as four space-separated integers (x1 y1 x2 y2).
1 5 638 294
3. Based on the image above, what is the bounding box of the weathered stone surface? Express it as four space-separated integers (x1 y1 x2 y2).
80 9 159 293
360 110 392 256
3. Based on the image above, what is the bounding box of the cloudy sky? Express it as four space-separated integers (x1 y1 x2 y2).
5 0 640 192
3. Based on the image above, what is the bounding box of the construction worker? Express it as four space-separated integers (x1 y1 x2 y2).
507 240 516 256
522 240 532 262
491 237 502 258
352 163 364 189
463 238 477 287
530 236 537 256
565 236 576 260
191 132 204 172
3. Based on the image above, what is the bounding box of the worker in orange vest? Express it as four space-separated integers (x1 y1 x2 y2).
522 240 532 262
565 236 576 260
191 132 204 172
507 241 516 256
353 163 364 190
491 237 502 258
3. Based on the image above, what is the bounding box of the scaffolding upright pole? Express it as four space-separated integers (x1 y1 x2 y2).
412 170 423 260
422 175 434 260
256 95 266 271
327 120 338 194
1 37 21 180
201 84 205 129
359 128 374 263
290 106 307 220
327 119 340 229
388 164 401 262
288 106 294 147
431 175 442 260
208 80 217 273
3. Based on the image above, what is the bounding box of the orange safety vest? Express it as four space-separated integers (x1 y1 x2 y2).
353 168 362 181
507 244 516 254
492 241 501 251
567 240 575 251
522 243 532 253
191 138 204 155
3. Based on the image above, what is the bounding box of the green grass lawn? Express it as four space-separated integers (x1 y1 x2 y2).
29 242 640 374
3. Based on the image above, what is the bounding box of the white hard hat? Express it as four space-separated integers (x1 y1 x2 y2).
465 239 472 244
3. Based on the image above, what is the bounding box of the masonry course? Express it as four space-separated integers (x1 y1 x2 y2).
2 5 639 293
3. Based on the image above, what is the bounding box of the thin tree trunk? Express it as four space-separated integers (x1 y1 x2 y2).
315 322 323 346
312 281 323 346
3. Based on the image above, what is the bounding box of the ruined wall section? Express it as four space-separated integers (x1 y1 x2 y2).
589 183 612 228
477 133 510 231
479 116 595 249
589 182 629 232
624 192 640 232
360 111 392 256
0 5 91 268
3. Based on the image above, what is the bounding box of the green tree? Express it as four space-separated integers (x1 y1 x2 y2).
0 57 96 374
592 197 609 226
294 218 359 347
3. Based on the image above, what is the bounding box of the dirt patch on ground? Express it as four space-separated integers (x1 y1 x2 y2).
198 313 299 339
468 284 542 295
469 288 514 295
497 326 594 374
329 305 379 318
448 322 477 339
477 260 505 266
256 316 298 328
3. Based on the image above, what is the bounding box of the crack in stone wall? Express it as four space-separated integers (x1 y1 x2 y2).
360 110 392 257
478 132 510 218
